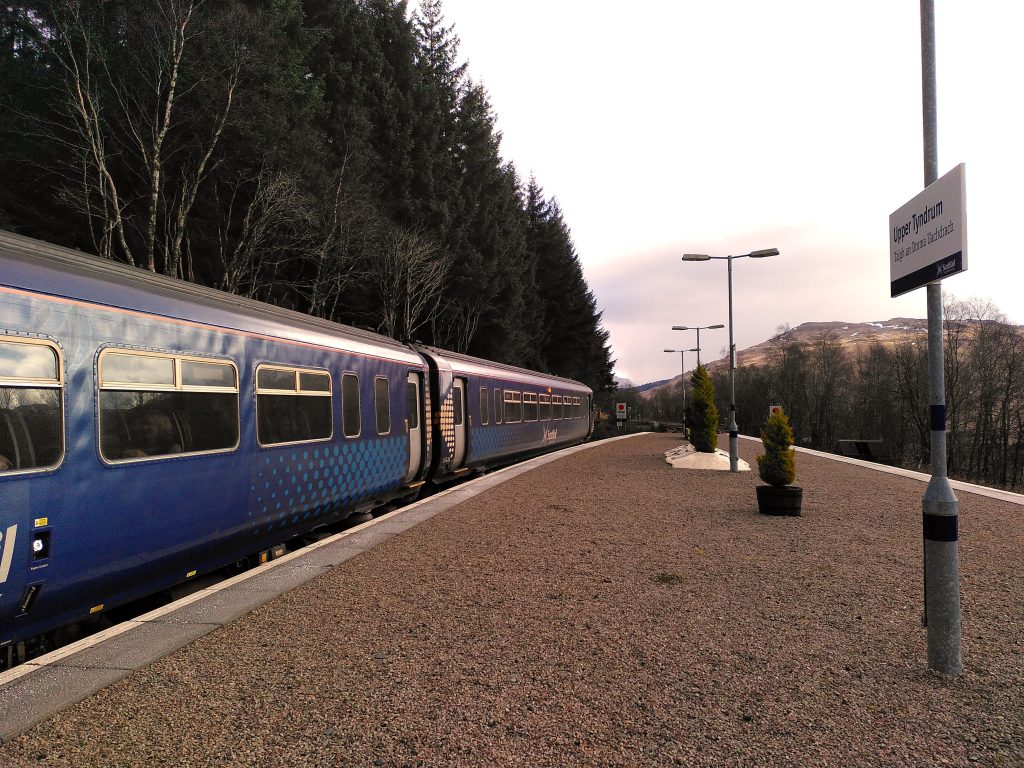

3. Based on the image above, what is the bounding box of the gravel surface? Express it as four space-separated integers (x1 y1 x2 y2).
2 433 1022 767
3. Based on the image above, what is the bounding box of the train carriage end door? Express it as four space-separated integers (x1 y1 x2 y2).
405 372 423 483
452 378 466 468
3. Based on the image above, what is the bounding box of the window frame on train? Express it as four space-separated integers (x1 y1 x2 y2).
523 392 538 422
479 386 489 425
0 336 65 475
573 396 582 418
406 380 419 431
341 372 361 438
551 394 562 420
538 393 551 421
503 390 521 423
452 383 464 427
494 388 502 424
97 348 239 463
254 364 333 447
374 376 391 435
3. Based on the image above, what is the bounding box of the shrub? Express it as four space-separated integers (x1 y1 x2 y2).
757 408 797 487
689 365 718 453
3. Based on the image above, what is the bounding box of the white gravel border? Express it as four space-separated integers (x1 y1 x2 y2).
739 434 1024 506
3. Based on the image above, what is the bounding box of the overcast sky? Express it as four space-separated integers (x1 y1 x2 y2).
427 0 1023 385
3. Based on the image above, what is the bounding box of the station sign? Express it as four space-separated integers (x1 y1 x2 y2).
889 163 967 298
615 402 627 420
768 405 783 419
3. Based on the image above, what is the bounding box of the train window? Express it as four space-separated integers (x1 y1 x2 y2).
255 365 332 446
574 396 582 418
256 367 294 391
523 392 538 422
99 350 239 461
406 382 419 430
342 374 360 437
551 395 562 420
539 393 551 421
0 337 64 474
102 352 174 386
183 360 236 389
503 391 521 423
299 371 331 392
375 377 391 435
479 387 489 425
452 385 463 427
494 389 502 424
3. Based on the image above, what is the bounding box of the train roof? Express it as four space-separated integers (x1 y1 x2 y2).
415 344 590 392
0 230 422 364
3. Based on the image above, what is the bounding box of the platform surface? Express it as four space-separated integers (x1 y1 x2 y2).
1 433 1022 767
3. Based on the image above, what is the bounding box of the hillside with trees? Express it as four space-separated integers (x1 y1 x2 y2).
0 0 614 393
636 299 1024 490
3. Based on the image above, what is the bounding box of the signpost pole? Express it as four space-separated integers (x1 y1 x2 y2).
920 0 962 675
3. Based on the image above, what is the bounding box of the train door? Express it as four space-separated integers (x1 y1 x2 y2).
405 372 423 483
452 378 466 468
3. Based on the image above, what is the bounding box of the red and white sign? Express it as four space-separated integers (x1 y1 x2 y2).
615 402 627 420
769 405 783 418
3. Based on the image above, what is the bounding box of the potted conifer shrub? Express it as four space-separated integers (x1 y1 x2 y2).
755 407 803 516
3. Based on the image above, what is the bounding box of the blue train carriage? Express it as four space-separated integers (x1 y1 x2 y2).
414 346 593 479
0 230 430 653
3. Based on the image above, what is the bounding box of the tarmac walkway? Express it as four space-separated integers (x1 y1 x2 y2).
1 433 1022 767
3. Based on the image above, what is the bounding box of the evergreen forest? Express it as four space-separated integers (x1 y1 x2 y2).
0 0 615 393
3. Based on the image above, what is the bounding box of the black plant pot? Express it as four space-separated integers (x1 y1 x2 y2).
756 485 803 516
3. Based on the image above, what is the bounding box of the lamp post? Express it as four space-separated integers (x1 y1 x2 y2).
671 324 725 367
682 248 779 472
664 348 699 435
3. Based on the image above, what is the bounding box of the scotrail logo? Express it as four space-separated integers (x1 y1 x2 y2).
936 258 958 278
0 524 17 584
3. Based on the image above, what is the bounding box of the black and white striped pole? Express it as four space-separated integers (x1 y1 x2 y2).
919 0 962 675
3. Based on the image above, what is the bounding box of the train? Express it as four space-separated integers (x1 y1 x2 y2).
0 230 593 665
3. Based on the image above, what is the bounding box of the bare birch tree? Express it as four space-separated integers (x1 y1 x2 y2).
430 298 484 353
370 227 450 341
35 0 256 276
214 164 309 298
42 1 134 263
301 161 365 322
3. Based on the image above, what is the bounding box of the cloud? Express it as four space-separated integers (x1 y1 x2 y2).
591 228 926 385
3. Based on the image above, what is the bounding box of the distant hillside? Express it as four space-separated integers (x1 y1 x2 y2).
639 318 929 400
634 378 670 394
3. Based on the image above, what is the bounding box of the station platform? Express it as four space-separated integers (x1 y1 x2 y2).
1 432 1022 767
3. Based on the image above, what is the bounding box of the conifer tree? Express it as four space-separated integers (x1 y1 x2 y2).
757 407 797 487
689 365 719 452
0 0 618 396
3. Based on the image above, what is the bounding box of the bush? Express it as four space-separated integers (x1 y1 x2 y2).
689 365 718 453
757 408 797 487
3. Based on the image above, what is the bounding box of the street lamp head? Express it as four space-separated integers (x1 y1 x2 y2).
681 254 711 262
748 247 780 258
663 349 677 353
671 325 688 330
708 323 725 329
687 348 699 352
